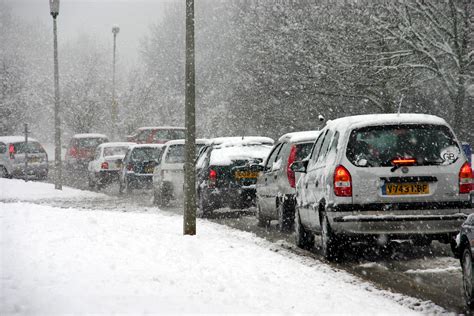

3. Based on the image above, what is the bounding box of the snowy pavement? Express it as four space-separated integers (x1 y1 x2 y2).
0 179 444 314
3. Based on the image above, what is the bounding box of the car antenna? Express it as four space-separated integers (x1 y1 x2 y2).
397 94 405 116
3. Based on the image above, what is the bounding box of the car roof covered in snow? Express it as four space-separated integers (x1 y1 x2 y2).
0 136 40 144
210 136 274 147
98 142 135 149
164 138 210 146
210 143 273 166
72 133 108 139
278 131 321 144
129 144 165 150
137 126 185 131
326 114 448 134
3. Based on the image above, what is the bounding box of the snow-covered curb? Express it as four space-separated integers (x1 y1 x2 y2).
0 178 108 202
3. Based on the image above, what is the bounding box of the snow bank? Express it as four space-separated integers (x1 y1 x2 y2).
0 202 441 314
0 179 107 202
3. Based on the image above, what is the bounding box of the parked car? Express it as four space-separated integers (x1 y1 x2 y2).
196 137 273 216
292 114 473 261
119 144 165 193
152 139 209 205
0 136 48 180
133 126 186 144
256 131 320 232
65 134 109 170
87 142 135 190
456 214 474 309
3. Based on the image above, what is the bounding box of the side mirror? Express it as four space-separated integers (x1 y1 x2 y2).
461 142 472 166
290 160 308 173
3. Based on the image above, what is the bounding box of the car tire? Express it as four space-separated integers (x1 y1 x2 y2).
0 166 9 178
88 175 96 190
124 179 133 194
118 179 124 195
462 246 474 308
295 207 314 250
321 213 341 261
199 193 213 218
278 198 294 233
256 199 270 228
153 188 162 206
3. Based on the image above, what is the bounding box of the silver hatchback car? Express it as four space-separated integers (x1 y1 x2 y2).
0 136 48 180
292 114 473 260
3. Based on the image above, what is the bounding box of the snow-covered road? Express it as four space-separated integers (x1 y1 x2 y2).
0 179 443 314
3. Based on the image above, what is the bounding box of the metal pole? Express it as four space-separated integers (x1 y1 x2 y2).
53 15 62 190
184 0 196 235
24 123 28 182
112 32 117 140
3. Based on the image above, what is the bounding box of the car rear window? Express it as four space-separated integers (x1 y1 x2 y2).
295 142 313 161
13 142 45 154
166 145 185 163
346 124 459 167
151 130 186 142
104 146 129 157
131 147 163 162
76 138 108 148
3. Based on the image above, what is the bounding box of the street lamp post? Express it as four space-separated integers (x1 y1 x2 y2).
184 0 196 235
112 25 120 140
50 0 62 190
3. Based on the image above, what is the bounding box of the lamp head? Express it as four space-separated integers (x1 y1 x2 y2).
112 25 120 35
49 0 60 18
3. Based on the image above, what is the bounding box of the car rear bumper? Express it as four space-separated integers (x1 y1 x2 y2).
97 170 120 184
328 205 473 236
11 165 48 178
126 173 153 189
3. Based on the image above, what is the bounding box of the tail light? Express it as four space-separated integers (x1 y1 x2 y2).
459 162 474 194
101 162 109 170
209 169 217 188
334 165 352 197
69 147 77 157
287 145 297 188
9 144 15 159
126 163 134 171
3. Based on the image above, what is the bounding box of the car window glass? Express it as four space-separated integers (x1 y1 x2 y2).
131 147 162 162
295 142 314 161
196 147 209 169
264 144 282 172
346 124 459 167
317 129 334 164
13 142 45 154
0 143 6 154
137 131 150 142
309 131 326 162
172 130 186 140
76 138 108 148
166 145 185 163
273 142 289 170
330 131 339 153
104 146 129 157
95 148 101 160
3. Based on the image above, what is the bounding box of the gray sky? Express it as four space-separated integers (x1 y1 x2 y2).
8 0 170 65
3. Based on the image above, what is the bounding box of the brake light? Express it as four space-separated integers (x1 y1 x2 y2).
69 147 77 157
209 169 217 188
287 145 297 188
9 144 15 159
334 165 352 197
392 158 416 165
101 162 109 170
459 162 474 194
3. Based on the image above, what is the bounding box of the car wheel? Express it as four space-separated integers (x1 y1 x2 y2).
321 214 341 261
462 247 474 308
295 207 314 250
199 193 213 218
0 166 9 178
88 175 96 190
153 188 162 206
256 200 270 228
124 179 133 194
278 198 294 233
118 179 124 195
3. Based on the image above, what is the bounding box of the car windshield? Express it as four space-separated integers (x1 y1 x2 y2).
131 147 162 162
104 146 129 157
13 142 45 154
151 130 186 142
346 124 459 167
76 138 107 148
295 142 313 161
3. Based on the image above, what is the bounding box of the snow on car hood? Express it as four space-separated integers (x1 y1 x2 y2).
210 145 272 166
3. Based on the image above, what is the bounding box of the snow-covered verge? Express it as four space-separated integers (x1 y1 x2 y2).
0 181 444 314
0 178 108 202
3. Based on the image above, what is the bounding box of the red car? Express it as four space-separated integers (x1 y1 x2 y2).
129 126 186 144
65 133 109 170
